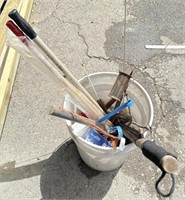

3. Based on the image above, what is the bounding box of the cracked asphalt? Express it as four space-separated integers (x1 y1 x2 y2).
0 0 185 199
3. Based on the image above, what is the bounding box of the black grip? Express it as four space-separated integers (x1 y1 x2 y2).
9 9 37 39
141 140 176 171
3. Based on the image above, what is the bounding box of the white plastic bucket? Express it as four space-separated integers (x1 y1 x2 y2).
64 72 154 171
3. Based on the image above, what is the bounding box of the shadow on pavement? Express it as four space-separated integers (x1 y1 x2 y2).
0 139 118 199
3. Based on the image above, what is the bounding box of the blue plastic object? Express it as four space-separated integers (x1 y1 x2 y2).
82 129 112 147
107 126 123 138
97 99 134 123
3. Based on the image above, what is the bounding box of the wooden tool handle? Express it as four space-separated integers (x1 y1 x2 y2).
136 139 178 173
9 9 37 39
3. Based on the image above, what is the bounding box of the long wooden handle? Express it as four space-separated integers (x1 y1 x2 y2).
6 20 103 120
8 9 104 114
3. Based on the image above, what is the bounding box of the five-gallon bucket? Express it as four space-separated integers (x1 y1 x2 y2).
63 72 154 171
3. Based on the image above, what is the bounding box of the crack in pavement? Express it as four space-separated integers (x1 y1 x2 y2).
37 13 168 124
50 17 91 68
52 18 130 66
138 53 163 71
56 20 167 126
61 21 128 64
33 2 183 126
130 63 166 121
147 77 166 119
71 20 167 122
32 0 60 24
129 53 172 121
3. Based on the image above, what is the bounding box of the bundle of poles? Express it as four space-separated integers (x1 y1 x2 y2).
6 10 106 121
6 9 178 197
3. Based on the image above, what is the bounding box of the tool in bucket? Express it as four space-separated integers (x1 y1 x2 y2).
83 100 134 148
97 70 133 113
6 6 178 197
48 106 125 148
97 99 134 123
48 106 106 131
48 100 133 148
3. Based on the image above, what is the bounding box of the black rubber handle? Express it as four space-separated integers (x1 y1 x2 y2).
141 140 177 172
8 9 37 39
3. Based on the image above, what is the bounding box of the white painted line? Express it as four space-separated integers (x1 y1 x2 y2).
145 45 185 49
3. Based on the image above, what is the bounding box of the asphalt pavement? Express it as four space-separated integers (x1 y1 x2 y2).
0 0 185 199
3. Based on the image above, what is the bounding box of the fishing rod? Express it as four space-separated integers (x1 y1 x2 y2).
8 9 104 114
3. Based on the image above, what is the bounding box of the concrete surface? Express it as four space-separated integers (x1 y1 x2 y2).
1 0 185 199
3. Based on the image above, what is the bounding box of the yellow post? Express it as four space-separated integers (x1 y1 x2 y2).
0 0 34 137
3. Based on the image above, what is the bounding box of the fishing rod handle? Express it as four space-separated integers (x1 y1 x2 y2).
9 9 37 39
137 139 178 173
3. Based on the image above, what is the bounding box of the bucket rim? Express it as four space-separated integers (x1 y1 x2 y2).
64 71 154 150
79 71 154 127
